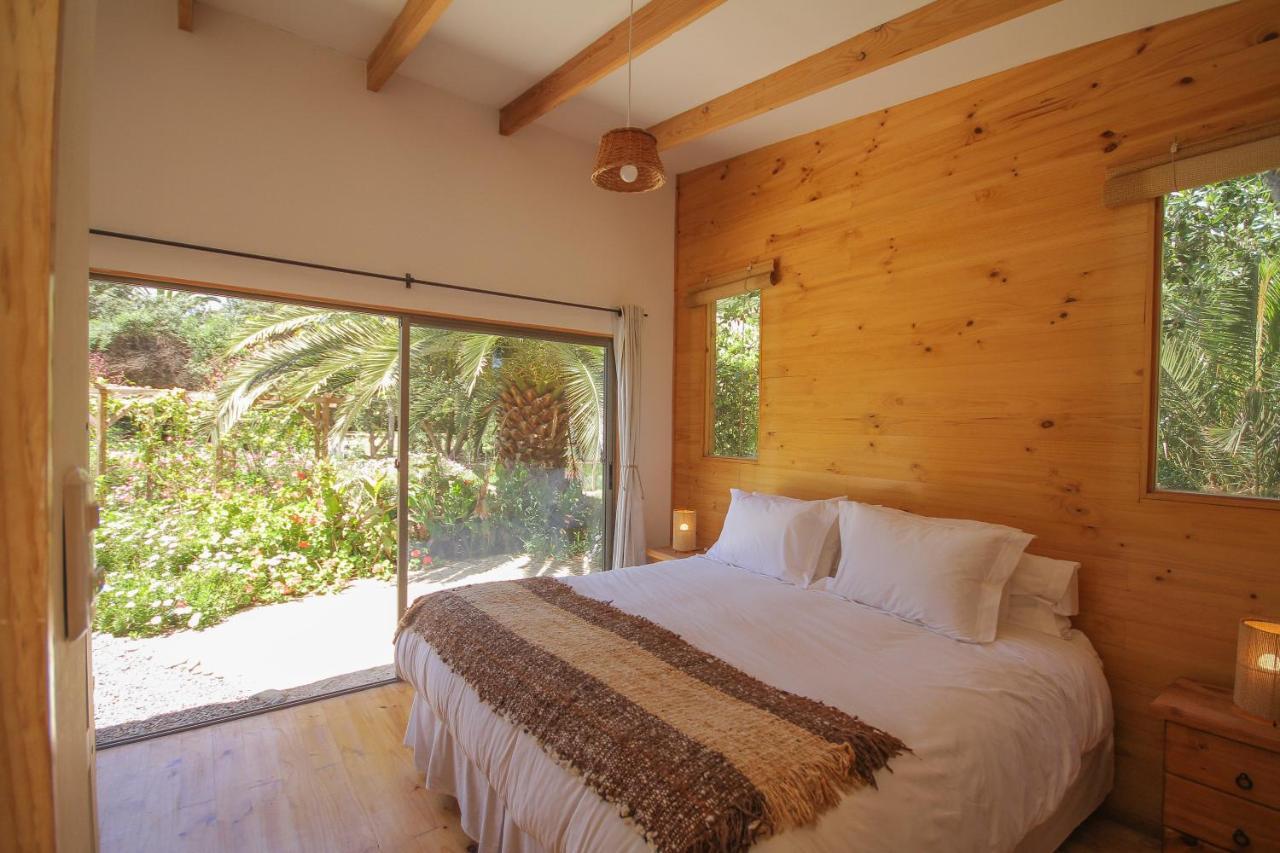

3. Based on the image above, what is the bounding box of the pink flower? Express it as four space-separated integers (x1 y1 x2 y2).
298 540 310 550
410 549 421 558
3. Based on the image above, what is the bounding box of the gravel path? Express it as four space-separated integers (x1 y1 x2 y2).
93 552 590 743
92 632 259 733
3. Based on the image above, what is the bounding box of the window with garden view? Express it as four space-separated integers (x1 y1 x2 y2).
708 291 760 459
1157 170 1280 500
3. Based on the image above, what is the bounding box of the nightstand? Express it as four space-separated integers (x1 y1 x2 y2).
1151 678 1280 851
645 546 703 563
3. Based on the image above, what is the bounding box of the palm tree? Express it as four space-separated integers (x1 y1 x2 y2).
1158 255 1280 497
214 306 605 472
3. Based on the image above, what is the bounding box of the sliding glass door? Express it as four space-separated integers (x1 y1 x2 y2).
89 276 612 746
403 320 612 599
90 278 401 745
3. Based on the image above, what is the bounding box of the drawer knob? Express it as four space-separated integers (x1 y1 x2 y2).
1232 828 1250 848
1235 771 1253 791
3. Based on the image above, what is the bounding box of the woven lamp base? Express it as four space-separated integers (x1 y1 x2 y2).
592 127 666 193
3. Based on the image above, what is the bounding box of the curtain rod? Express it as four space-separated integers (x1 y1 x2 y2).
89 228 626 317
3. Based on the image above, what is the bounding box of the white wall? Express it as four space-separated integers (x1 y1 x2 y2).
89 0 675 544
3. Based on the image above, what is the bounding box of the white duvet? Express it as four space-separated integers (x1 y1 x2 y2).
395 557 1113 852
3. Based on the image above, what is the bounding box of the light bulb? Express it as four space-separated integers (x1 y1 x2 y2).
619 164 639 183
678 523 689 531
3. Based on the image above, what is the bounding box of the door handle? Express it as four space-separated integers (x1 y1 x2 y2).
63 467 102 640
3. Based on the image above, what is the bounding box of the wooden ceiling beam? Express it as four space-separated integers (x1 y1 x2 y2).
648 0 1061 151
178 0 194 31
366 0 454 93
500 0 726 137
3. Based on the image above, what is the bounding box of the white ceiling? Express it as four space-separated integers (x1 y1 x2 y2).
200 0 1233 174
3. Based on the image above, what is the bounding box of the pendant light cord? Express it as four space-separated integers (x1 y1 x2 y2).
626 0 634 127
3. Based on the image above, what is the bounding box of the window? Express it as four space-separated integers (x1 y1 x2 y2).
1155 170 1280 500
707 291 760 459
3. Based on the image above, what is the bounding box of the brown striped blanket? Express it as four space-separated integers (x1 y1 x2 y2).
395 577 906 853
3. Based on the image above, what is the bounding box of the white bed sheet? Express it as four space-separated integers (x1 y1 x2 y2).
395 557 1113 852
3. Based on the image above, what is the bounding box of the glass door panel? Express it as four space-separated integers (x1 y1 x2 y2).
90 278 400 745
405 323 609 599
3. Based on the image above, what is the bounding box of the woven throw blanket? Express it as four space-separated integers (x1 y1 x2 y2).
396 577 905 853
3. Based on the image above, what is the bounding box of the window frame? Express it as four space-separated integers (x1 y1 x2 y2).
703 290 762 462
1142 196 1280 511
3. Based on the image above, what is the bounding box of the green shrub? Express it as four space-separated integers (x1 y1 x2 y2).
94 391 602 638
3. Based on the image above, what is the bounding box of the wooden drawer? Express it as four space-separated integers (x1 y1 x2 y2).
1169 723 1280 811
1164 827 1230 851
1165 773 1280 851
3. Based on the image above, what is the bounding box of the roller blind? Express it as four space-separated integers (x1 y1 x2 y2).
687 259 779 307
1104 127 1280 207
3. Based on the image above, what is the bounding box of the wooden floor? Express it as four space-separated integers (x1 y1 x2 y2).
97 681 1156 852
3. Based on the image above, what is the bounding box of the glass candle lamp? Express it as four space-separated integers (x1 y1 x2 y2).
1234 618 1280 721
672 509 697 552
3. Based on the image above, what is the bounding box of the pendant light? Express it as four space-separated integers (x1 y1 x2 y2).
592 0 666 193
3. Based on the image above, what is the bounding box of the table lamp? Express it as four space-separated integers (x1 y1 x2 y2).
672 509 697 552
1234 618 1280 721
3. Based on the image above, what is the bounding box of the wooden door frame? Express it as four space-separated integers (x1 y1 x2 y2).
1 0 62 849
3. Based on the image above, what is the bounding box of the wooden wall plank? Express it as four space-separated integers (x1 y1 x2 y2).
0 0 60 850
672 0 1280 831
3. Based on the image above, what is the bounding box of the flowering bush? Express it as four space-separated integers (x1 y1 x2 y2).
94 394 395 637
94 391 603 638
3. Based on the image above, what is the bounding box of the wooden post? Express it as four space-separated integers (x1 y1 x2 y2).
97 385 108 474
386 402 396 458
313 400 324 460
319 396 332 460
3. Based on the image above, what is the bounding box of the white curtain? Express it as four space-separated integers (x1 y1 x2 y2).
611 305 646 569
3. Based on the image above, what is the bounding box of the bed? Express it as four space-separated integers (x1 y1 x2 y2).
395 556 1113 852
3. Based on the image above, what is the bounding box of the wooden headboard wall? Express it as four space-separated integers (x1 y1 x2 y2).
672 0 1280 829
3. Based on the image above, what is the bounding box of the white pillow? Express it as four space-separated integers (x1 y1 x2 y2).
1005 596 1073 638
705 489 840 586
731 491 845 579
830 502 1033 643
1008 553 1079 616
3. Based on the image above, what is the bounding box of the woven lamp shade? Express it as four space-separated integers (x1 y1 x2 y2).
672 509 697 552
1234 618 1280 720
592 127 666 193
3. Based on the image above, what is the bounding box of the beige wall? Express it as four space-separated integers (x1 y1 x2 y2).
88 0 675 543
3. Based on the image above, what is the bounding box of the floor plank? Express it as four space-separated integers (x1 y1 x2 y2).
97 680 1154 852
98 683 470 853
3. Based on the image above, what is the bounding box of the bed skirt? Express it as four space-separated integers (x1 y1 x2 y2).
405 694 549 853
404 690 1114 853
